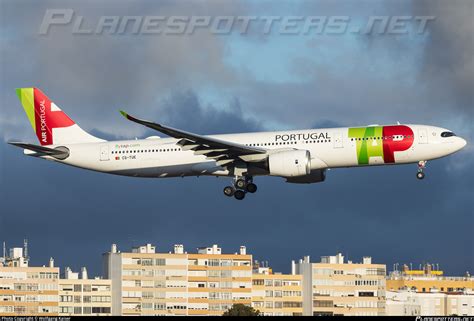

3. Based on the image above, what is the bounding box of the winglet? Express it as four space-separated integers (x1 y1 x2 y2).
120 110 143 124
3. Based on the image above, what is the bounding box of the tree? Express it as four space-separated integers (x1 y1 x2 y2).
222 304 260 316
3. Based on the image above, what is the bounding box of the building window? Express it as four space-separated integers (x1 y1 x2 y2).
314 300 333 308
92 307 111 314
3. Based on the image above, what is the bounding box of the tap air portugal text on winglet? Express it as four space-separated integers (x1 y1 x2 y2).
9 88 467 201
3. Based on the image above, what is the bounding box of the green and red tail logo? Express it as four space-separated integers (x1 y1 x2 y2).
16 88 75 146
348 125 414 164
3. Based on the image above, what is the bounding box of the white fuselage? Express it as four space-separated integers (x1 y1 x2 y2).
29 124 466 179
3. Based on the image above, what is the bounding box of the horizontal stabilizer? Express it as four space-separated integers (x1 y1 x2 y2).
8 142 70 159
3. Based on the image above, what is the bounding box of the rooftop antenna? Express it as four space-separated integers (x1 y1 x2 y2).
23 239 29 261
2 241 5 258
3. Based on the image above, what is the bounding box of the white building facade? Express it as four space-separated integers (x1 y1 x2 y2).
294 254 386 316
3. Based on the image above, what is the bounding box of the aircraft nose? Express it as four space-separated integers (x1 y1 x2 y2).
457 137 467 150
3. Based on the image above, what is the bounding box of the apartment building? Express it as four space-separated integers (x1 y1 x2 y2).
58 267 112 316
294 253 386 316
187 245 252 316
387 263 474 293
386 289 474 316
446 292 474 316
386 290 445 315
384 290 421 316
3 239 472 317
0 247 59 316
251 265 303 316
102 243 252 316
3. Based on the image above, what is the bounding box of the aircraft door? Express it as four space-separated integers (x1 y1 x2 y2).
100 145 110 161
418 128 428 144
333 132 343 148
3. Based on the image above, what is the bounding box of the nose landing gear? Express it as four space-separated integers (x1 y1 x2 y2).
223 176 257 200
416 161 427 180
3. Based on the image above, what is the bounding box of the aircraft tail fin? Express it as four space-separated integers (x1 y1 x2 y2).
16 88 104 146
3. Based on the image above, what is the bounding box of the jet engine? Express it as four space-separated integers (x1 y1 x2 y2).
286 169 326 184
268 150 311 177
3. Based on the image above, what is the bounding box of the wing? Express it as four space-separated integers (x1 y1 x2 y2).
120 111 267 167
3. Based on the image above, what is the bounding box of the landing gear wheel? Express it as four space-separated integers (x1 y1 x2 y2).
223 186 235 197
246 183 257 193
235 179 247 190
417 161 427 180
234 190 246 200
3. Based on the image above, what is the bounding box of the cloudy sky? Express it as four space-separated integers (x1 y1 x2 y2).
0 0 472 277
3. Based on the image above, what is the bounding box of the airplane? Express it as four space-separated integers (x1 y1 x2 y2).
9 88 467 200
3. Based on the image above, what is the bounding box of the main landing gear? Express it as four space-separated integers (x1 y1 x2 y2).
223 176 257 200
416 161 427 180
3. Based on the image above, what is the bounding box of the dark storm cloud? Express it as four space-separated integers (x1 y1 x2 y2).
0 0 247 139
0 0 473 276
231 0 473 138
413 0 474 113
94 89 263 141
158 90 262 134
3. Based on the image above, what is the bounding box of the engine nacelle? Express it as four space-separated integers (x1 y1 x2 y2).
268 150 311 177
286 169 326 184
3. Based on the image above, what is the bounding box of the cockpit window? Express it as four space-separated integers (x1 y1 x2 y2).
441 131 456 138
